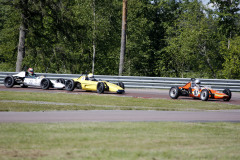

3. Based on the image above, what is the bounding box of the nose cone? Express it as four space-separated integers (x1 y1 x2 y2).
117 90 125 94
106 82 125 93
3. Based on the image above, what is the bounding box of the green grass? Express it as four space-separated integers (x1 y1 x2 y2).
1 91 240 159
0 122 240 160
0 91 240 111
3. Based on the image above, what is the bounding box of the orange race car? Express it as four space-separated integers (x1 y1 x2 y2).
169 78 231 101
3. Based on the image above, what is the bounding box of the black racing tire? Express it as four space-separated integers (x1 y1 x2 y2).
65 79 76 91
4 76 15 88
200 89 209 101
97 82 105 94
41 78 51 90
117 82 125 89
56 78 65 84
169 86 180 99
223 88 231 101
76 82 82 89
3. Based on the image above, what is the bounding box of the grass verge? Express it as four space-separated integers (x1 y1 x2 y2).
0 91 240 111
0 122 240 160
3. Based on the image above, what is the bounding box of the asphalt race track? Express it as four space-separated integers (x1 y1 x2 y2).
1 85 240 105
1 85 240 123
1 110 240 123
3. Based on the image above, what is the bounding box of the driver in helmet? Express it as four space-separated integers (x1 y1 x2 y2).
87 73 96 81
27 68 36 78
194 79 201 88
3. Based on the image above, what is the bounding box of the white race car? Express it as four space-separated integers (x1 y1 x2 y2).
4 71 65 90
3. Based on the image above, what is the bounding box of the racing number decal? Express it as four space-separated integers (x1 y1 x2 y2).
193 90 199 96
25 78 37 85
27 79 35 85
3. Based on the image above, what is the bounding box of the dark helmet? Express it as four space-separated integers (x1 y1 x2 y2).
28 68 34 75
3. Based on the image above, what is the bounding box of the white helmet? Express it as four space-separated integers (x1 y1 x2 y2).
88 73 94 78
195 79 201 84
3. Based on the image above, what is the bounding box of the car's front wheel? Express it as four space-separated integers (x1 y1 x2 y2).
117 82 125 89
41 78 51 90
76 82 82 89
169 86 180 99
65 80 75 91
223 88 231 101
4 76 15 88
200 89 209 101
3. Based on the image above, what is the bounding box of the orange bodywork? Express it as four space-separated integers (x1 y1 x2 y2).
180 82 191 90
179 82 230 100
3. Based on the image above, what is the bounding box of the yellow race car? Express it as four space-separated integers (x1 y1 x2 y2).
65 73 125 94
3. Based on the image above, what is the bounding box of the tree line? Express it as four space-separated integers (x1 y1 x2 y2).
0 0 239 79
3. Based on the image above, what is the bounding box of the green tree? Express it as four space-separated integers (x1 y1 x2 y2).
163 0 223 78
220 36 240 79
0 0 20 71
23 0 80 73
210 0 240 47
125 0 179 76
71 0 122 75
151 0 180 77
209 0 240 79
0 0 78 73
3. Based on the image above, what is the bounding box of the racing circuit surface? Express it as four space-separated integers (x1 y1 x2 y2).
1 110 240 123
1 85 240 105
1 85 240 122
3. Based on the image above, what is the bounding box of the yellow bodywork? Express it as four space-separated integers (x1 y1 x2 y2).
71 76 124 94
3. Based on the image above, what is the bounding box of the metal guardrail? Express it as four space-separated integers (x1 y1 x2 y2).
0 72 240 92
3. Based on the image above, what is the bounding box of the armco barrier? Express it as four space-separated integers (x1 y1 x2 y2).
0 72 240 91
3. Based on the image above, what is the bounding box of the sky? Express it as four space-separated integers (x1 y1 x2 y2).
150 0 214 9
201 0 209 5
201 0 215 10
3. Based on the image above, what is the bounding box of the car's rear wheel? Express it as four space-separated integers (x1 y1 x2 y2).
223 88 231 101
117 82 125 89
41 78 51 90
65 80 75 91
200 89 209 101
169 86 180 99
97 82 105 94
4 76 15 88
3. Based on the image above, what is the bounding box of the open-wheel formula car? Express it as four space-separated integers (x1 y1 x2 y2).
65 73 125 94
4 71 65 90
169 78 231 101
